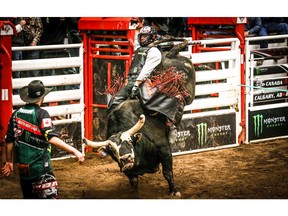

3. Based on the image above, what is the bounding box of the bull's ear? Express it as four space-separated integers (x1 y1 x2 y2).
132 132 142 144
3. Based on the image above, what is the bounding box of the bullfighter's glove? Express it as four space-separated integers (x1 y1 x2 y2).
130 84 139 99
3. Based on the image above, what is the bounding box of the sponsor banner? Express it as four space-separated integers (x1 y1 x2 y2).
51 122 82 158
253 64 288 76
171 113 236 153
254 77 288 88
248 107 288 141
253 91 288 103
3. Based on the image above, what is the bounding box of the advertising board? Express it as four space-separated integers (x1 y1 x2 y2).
172 112 237 153
248 107 288 141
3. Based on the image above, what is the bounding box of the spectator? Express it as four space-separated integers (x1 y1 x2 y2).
66 17 82 57
2 80 85 199
41 17 81 62
143 17 188 37
244 17 262 37
9 17 26 94
244 17 268 48
22 17 43 77
182 17 190 37
167 17 188 37
143 17 169 36
40 17 81 90
261 17 288 35
259 17 288 48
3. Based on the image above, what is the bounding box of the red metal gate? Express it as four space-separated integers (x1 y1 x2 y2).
0 21 15 156
187 17 246 144
78 17 139 145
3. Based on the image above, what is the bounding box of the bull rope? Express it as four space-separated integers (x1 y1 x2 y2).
239 84 288 92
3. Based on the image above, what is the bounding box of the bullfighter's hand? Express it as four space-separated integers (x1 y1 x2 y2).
77 153 85 164
2 162 13 176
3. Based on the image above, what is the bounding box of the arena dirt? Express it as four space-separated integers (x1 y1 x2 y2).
1 138 288 199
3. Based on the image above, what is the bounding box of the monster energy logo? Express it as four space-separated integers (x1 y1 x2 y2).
253 114 263 137
25 131 31 142
197 123 207 146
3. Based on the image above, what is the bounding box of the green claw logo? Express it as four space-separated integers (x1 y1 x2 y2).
196 123 207 146
253 114 263 137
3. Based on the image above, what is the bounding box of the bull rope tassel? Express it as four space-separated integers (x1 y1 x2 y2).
150 67 191 102
99 74 124 96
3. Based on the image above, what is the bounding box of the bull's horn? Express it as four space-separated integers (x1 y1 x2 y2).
83 138 111 149
125 114 145 136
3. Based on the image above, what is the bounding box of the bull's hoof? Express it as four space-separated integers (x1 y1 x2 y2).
170 191 181 197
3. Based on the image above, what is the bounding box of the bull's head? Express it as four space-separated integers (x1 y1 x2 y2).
83 114 145 172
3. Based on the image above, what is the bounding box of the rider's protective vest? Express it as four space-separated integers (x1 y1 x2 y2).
127 46 152 84
12 105 52 179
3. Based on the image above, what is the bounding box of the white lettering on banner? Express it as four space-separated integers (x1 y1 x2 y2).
264 80 283 87
177 130 191 138
176 130 191 142
208 125 231 133
276 93 282 97
255 94 275 101
263 116 286 124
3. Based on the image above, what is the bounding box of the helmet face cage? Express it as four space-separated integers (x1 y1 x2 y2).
138 26 157 47
32 174 58 199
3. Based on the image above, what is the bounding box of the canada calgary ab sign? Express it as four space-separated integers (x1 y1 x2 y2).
248 107 288 141
253 77 288 104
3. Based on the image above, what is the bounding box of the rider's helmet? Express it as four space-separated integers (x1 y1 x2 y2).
32 174 58 199
137 25 157 47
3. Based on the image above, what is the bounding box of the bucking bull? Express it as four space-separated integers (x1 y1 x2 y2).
83 38 196 197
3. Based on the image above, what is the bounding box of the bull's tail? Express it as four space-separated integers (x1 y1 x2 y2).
154 36 186 45
165 39 188 59
154 37 188 59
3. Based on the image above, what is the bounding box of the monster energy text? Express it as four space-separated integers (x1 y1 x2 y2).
253 114 286 137
176 130 191 142
208 125 231 133
197 123 232 146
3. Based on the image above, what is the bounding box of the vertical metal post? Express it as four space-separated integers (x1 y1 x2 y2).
0 21 15 160
235 24 246 144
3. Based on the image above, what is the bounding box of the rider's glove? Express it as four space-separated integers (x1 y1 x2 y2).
130 84 139 99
